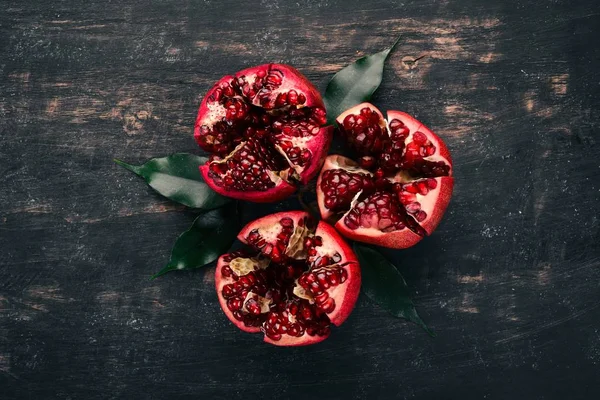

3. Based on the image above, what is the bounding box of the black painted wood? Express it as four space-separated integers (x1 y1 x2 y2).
1 0 599 399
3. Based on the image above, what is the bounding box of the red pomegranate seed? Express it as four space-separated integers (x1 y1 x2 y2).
287 90 298 105
288 325 300 336
315 292 329 304
221 265 233 277
246 299 261 315
320 169 375 212
320 298 336 313
227 298 242 311
340 269 348 283
405 202 421 214
358 156 376 169
222 284 235 298
338 109 389 156
413 131 427 143
301 305 313 321
233 311 244 321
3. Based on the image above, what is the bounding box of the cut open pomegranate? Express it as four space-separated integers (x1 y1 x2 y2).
316 103 454 249
215 211 361 346
195 64 333 202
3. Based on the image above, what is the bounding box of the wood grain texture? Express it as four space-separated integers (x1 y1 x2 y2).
1 0 599 398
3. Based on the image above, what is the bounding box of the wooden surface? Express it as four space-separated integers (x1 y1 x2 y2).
1 0 599 398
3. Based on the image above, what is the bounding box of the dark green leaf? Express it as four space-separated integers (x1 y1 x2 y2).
151 203 239 279
323 36 401 125
114 153 230 210
354 243 434 336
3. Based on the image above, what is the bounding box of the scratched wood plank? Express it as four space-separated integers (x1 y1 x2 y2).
1 0 600 399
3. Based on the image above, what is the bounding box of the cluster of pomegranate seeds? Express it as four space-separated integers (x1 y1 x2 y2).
208 138 287 191
319 169 375 211
339 107 389 155
378 118 411 172
275 139 312 167
305 235 343 267
254 69 286 107
274 89 306 107
219 261 338 339
262 300 331 341
297 266 348 313
342 192 420 235
269 107 327 168
402 158 451 178
392 178 439 222
220 247 342 336
197 121 237 156
245 216 296 262
404 131 436 159
196 64 331 198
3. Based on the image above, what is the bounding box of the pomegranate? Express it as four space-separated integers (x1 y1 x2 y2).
316 103 453 249
215 211 361 346
195 64 333 202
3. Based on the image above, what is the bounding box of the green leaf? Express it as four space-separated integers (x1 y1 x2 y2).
354 243 434 336
114 153 230 210
151 203 240 279
323 36 401 125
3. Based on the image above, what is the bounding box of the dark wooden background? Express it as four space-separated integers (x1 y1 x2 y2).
1 0 599 398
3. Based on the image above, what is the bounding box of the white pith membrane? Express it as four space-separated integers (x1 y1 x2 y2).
217 215 356 344
321 105 453 238
198 65 328 191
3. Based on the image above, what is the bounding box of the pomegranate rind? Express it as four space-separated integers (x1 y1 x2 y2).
315 221 361 326
199 164 296 203
263 331 329 346
214 254 261 334
335 220 424 249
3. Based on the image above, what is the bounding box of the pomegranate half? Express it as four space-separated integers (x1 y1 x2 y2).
215 211 361 346
195 64 333 202
316 103 454 249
